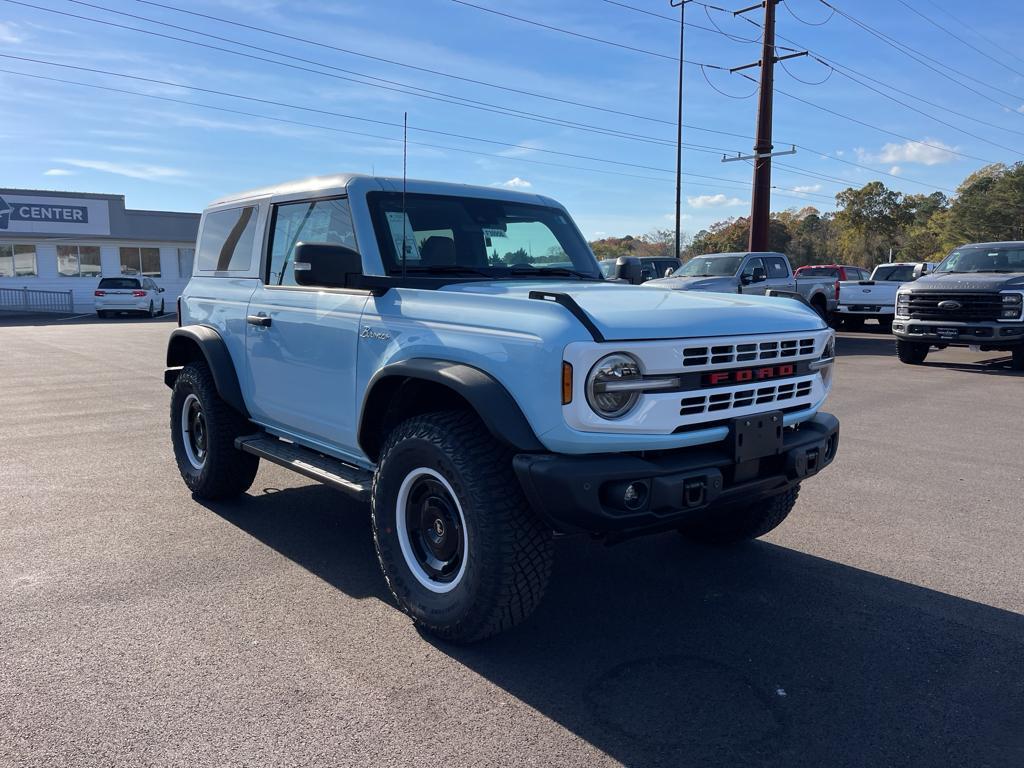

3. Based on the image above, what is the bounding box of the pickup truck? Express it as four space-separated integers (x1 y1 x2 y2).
893 241 1024 368
835 262 935 331
643 251 837 320
165 174 839 642
598 255 682 284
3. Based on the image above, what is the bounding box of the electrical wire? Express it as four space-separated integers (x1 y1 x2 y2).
700 65 758 99
779 57 833 86
918 0 1024 69
782 0 834 26
701 3 762 44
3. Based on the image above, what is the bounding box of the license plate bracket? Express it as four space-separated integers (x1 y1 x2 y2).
731 411 784 463
936 327 959 340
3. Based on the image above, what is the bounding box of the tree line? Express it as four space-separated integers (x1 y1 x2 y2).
588 162 1024 269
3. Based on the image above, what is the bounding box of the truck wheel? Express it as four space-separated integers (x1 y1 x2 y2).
877 318 893 333
170 360 259 500
896 340 929 365
810 296 828 321
371 411 553 643
678 486 799 546
1012 349 1024 371
844 316 864 331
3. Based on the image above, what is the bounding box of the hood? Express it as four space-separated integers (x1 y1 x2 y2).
440 280 825 341
642 275 738 291
911 273 1024 291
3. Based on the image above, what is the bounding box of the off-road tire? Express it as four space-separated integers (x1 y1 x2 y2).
170 360 258 500
1012 348 1024 371
371 410 553 643
678 486 799 546
896 339 929 365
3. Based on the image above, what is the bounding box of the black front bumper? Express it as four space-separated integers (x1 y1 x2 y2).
893 320 1024 348
513 412 839 536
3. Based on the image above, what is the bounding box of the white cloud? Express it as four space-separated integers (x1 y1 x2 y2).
1018 104 1024 114
792 184 822 194
687 193 745 209
835 149 845 157
0 22 22 43
43 168 75 176
498 177 532 189
56 158 188 180
890 166 902 175
857 139 957 166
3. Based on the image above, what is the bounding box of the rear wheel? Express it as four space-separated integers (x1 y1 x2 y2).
148 301 156 318
170 360 258 499
877 318 893 333
896 339 929 365
1012 348 1024 371
810 297 829 321
678 486 799 546
843 316 864 331
96 310 107 319
160 299 165 315
371 410 553 643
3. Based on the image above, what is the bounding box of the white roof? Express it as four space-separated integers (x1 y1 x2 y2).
208 173 556 208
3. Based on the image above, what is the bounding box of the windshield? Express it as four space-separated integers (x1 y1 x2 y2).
598 260 618 278
935 246 1024 274
871 265 916 282
367 192 600 279
672 255 743 277
97 278 141 289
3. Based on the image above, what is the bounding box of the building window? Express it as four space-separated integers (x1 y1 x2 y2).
177 248 195 278
0 244 37 277
57 245 102 277
120 246 161 277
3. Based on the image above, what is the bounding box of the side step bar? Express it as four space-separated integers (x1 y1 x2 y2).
235 434 372 500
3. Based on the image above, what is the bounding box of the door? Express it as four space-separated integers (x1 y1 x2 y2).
245 196 370 459
739 256 767 295
763 256 795 292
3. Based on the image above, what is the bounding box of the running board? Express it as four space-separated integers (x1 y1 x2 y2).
235 434 372 500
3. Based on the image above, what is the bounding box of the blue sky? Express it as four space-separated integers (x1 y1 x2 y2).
0 0 1022 239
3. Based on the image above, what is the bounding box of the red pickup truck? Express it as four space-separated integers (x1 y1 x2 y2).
794 264 870 282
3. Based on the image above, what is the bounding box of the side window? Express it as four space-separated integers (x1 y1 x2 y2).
267 198 357 286
197 206 257 272
742 257 765 277
765 257 789 278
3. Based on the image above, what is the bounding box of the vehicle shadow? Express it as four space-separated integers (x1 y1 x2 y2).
0 311 176 328
203 484 1024 768
837 334 1024 375
835 333 895 357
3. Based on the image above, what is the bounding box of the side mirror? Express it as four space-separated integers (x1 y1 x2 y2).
752 266 767 283
159 287 165 293
614 256 643 285
293 241 363 288
912 263 926 279
640 268 654 282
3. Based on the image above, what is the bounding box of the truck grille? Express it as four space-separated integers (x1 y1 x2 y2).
682 337 816 366
680 380 813 416
906 292 1002 322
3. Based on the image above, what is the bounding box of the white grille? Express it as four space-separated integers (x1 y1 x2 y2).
679 380 814 417
682 337 816 367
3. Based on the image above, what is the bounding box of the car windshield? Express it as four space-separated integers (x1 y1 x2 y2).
598 260 618 278
935 246 1024 274
672 255 743 277
367 192 601 279
871 265 916 281
97 278 142 289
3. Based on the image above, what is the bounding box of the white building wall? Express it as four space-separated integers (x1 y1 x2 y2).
0 239 194 312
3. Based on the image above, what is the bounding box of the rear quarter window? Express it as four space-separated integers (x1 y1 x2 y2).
197 206 258 272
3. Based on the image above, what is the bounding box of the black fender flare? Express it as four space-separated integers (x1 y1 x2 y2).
165 325 249 417
359 359 544 460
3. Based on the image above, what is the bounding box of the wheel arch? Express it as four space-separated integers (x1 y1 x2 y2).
165 325 249 417
359 359 544 462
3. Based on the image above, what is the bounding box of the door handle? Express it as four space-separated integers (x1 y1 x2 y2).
246 314 272 327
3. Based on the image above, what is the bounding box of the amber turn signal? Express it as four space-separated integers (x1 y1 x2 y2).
562 361 573 405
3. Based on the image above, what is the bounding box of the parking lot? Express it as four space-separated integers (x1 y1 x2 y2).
1 317 1022 767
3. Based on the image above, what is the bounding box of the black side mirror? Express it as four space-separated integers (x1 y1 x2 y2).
614 256 643 285
640 268 654 282
293 242 363 288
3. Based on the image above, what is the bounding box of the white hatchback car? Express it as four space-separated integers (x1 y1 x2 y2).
94 276 166 318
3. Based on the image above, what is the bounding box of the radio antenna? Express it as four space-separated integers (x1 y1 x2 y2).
401 111 408 280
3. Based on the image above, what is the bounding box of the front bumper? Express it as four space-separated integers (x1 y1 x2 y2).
892 320 1024 347
513 412 839 536
836 305 893 317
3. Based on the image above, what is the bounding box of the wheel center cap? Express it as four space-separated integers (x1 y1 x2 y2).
433 518 445 537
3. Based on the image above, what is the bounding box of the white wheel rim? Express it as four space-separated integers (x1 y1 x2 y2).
180 393 206 470
395 468 469 594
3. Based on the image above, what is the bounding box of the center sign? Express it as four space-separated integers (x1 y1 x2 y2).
0 194 111 235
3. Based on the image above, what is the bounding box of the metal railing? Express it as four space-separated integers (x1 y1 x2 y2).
0 286 75 313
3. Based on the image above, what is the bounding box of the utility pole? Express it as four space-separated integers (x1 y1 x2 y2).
670 0 692 261
725 1 805 252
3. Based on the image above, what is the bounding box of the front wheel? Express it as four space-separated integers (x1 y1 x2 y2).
678 486 799 546
170 361 259 499
896 339 929 365
1012 348 1024 371
159 299 165 315
371 411 553 643
877 318 893 333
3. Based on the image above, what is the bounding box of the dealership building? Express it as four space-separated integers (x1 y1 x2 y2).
0 188 200 312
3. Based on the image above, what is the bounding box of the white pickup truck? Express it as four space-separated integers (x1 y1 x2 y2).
835 262 936 331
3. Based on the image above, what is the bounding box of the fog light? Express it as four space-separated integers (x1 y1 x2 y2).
623 481 648 510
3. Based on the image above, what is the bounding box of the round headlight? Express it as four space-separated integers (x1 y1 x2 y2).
586 353 643 419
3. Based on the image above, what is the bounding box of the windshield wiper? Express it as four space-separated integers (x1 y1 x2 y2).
389 264 495 278
508 266 598 279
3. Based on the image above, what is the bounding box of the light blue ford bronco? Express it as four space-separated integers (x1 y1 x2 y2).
165 174 840 642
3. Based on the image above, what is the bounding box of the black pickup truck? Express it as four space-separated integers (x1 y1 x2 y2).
892 241 1024 369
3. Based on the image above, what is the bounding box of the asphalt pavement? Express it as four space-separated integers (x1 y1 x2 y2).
1 317 1022 767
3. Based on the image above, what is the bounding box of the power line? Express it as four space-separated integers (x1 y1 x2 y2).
14 0 692 151
917 0 1024 69
892 0 1024 81
782 0 834 26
